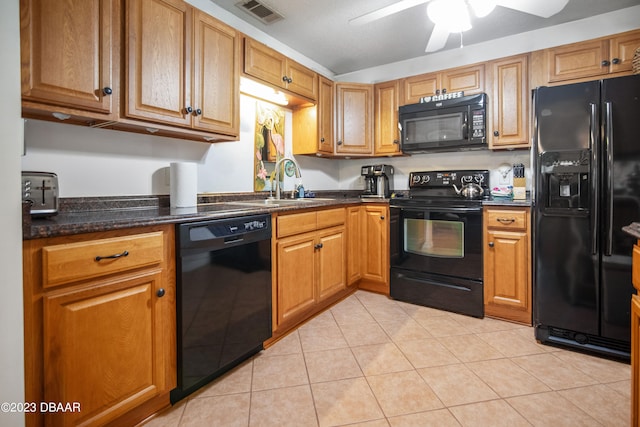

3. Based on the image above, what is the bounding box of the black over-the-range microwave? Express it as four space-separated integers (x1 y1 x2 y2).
398 93 487 153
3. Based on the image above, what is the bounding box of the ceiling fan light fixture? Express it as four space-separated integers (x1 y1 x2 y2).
468 0 497 18
427 0 471 33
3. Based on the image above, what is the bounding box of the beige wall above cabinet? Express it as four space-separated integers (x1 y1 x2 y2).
20 0 120 120
532 29 640 86
488 54 530 149
244 37 318 101
125 0 240 138
401 64 485 105
335 82 374 156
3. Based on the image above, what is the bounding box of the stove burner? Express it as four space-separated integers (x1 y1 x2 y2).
403 169 490 202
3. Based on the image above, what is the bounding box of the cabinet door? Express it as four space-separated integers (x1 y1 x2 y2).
20 0 117 114
490 55 529 148
632 294 640 426
287 60 318 101
126 0 191 126
335 83 373 155
442 64 485 95
547 39 609 83
401 72 440 105
374 80 401 155
362 205 389 285
317 227 347 301
244 38 287 89
276 233 316 326
43 270 168 426
610 31 640 74
192 10 239 136
484 229 531 324
347 206 362 285
318 76 335 153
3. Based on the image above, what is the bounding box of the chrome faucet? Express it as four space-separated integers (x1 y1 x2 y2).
270 157 302 199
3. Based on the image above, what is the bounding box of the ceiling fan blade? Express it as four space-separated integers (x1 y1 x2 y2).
425 24 449 52
349 0 430 25
496 0 569 18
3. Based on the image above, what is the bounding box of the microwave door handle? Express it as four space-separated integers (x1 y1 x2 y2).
462 112 469 140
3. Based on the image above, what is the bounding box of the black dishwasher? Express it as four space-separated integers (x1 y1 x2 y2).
171 214 272 403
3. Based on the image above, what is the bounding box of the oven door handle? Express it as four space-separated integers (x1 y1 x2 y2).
391 206 482 214
396 273 472 292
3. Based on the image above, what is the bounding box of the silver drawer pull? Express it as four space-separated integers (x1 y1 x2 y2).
95 250 129 262
497 218 515 224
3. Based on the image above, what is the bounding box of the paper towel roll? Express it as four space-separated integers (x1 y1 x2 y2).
170 162 197 208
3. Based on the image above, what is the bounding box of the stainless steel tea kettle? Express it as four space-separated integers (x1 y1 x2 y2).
452 183 484 199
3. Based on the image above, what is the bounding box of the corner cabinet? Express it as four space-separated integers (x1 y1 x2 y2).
125 0 240 138
293 76 334 156
335 83 374 156
489 54 530 149
273 208 350 338
374 80 402 156
22 225 176 427
483 207 532 325
20 0 120 121
244 37 318 101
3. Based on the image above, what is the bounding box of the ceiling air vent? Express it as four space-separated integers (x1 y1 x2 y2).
235 0 284 25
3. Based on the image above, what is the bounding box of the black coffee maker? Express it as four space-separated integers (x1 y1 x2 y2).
361 164 394 198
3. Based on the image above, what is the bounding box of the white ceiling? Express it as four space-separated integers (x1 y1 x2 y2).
208 0 640 75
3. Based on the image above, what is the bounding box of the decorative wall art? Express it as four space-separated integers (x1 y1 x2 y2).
254 101 286 192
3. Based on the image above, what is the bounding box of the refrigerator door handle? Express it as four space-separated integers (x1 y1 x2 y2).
605 101 614 256
590 102 599 255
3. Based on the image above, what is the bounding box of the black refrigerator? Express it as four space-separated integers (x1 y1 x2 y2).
533 74 640 360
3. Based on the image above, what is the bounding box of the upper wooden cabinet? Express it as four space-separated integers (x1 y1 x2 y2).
401 64 485 105
541 29 640 84
293 76 334 156
20 0 119 119
489 54 530 149
335 82 374 156
244 38 318 101
374 80 402 156
125 0 240 137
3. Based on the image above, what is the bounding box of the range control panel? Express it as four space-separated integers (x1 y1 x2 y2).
409 170 490 189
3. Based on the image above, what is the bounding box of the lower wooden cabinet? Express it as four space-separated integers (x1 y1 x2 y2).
359 204 390 294
631 242 640 426
22 225 176 427
347 206 363 285
273 207 349 337
483 207 532 325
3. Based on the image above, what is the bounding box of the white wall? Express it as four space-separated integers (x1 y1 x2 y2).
0 0 26 426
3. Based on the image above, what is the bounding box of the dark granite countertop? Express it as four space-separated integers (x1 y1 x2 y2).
623 222 640 240
23 192 368 240
481 194 533 207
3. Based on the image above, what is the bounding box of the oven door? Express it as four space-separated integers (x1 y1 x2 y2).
391 205 483 281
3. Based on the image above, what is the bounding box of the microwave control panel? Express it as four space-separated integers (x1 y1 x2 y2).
471 110 485 139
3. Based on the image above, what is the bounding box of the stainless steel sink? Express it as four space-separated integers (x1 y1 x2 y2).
233 198 335 207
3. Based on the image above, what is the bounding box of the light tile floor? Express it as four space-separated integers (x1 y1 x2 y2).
143 291 631 427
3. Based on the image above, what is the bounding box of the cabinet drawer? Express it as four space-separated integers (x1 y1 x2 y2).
317 208 346 229
486 209 528 230
633 244 640 291
42 232 164 288
277 211 317 238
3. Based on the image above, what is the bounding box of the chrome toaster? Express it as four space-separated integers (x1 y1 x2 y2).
22 171 59 216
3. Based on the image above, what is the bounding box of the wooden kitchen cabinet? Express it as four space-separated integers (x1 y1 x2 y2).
489 54 530 149
335 82 374 156
539 29 640 85
374 80 402 156
273 207 350 336
125 0 240 137
359 204 390 294
244 37 318 101
483 207 532 325
22 225 176 427
347 206 363 285
293 76 334 156
632 242 640 426
401 63 485 105
20 0 120 121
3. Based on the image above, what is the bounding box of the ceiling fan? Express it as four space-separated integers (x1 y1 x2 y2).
350 0 570 52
